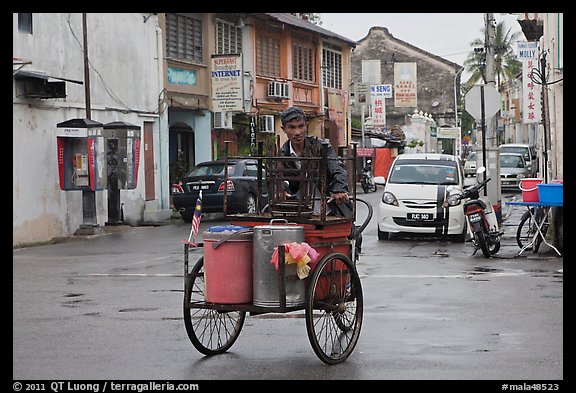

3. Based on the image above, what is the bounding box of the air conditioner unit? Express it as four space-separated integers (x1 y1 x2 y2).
267 81 289 99
259 115 275 133
213 111 233 129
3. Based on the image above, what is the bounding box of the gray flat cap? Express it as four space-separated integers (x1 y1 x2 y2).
281 106 306 125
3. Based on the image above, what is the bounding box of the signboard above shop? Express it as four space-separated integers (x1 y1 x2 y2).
370 84 392 99
211 54 244 112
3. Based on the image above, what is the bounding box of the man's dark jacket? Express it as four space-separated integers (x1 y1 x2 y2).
279 136 352 217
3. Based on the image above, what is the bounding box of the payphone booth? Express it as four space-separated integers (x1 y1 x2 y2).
56 118 107 191
103 121 141 224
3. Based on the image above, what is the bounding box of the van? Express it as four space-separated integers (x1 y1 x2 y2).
499 144 538 177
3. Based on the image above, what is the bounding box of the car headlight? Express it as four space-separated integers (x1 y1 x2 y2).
517 173 525 178
444 193 462 207
382 191 398 206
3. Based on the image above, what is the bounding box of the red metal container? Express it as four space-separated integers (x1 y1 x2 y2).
203 226 253 304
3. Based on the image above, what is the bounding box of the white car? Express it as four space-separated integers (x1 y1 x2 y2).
374 153 467 241
463 151 477 177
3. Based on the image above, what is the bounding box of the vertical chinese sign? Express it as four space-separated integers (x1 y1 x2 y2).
394 63 417 108
211 54 244 112
517 42 541 124
370 84 392 128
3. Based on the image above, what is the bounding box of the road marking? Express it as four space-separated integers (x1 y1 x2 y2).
127 255 172 266
359 272 529 279
360 274 464 278
86 273 182 277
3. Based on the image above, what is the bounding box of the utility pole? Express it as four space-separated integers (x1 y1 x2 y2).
483 13 502 223
83 13 91 120
76 12 101 235
540 52 550 183
484 13 497 147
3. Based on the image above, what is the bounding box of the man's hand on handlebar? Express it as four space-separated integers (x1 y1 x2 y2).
328 192 349 204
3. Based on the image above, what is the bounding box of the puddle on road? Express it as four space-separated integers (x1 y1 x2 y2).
467 266 564 280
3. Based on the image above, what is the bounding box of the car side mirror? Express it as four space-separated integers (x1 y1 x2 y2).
373 176 386 186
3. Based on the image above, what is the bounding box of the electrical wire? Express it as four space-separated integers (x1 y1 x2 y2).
66 14 158 114
529 51 563 86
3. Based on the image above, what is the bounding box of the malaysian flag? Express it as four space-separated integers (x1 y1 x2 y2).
187 190 203 245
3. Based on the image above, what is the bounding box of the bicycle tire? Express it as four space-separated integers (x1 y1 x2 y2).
516 208 535 250
305 252 363 365
183 257 246 356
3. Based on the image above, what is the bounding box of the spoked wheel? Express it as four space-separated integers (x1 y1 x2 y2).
516 208 548 253
516 208 536 251
183 257 245 355
305 252 363 365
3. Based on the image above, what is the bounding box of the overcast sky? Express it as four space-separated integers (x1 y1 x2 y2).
319 13 525 79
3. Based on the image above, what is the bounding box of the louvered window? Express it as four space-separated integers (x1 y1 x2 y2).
166 13 203 63
322 47 342 89
292 42 315 83
215 19 242 54
256 33 281 77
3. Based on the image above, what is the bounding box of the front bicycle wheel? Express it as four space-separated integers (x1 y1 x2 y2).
305 252 363 365
183 257 246 356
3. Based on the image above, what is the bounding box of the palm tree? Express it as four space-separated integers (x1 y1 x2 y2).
463 19 523 90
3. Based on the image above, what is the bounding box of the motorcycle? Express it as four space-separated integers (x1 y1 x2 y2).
450 167 503 258
360 162 377 193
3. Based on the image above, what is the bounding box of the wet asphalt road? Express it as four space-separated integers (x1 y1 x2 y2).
12 186 563 381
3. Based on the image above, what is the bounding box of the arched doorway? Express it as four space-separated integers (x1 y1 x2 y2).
169 122 195 184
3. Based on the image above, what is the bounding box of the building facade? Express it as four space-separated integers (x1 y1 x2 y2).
13 13 170 247
349 27 462 155
164 13 356 183
13 13 356 247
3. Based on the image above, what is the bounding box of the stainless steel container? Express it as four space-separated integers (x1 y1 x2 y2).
252 220 305 307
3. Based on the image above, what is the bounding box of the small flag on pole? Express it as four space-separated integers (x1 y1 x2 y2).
187 190 202 245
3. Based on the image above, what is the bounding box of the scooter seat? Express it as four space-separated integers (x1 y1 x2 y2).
463 199 487 210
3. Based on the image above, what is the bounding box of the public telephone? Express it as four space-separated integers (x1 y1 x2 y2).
57 118 107 191
72 153 89 186
57 119 139 192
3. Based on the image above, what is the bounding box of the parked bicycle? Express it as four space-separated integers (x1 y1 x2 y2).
516 206 549 253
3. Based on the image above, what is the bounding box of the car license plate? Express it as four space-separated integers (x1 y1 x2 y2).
192 184 210 190
407 213 433 221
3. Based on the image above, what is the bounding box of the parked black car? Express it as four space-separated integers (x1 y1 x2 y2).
172 159 268 222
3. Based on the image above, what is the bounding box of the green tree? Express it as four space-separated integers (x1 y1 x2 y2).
463 19 522 90
291 13 322 25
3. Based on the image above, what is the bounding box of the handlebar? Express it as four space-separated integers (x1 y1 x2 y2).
350 197 373 240
462 177 491 198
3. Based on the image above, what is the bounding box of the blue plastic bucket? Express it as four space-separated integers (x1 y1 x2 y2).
537 183 563 205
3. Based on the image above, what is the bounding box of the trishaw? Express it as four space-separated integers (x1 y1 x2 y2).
183 142 372 365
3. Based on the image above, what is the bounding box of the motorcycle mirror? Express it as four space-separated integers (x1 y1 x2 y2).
446 185 455 193
476 166 486 174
